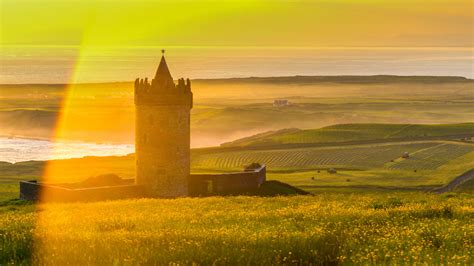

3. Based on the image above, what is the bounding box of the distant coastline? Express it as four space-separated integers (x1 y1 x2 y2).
2 45 473 83
0 74 472 86
0 134 50 142
0 134 131 146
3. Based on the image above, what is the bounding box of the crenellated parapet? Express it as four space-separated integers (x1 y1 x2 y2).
134 78 193 107
134 55 193 107
134 77 191 93
177 78 192 93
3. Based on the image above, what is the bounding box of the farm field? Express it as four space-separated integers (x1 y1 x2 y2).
193 141 473 171
386 143 474 170
196 141 474 192
1 192 473 265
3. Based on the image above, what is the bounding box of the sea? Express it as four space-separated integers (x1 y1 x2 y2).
1 46 472 84
1 45 472 162
0 137 134 163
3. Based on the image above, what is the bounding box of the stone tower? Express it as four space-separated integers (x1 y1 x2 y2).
134 52 193 197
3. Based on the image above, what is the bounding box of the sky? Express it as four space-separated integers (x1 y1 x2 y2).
1 0 473 48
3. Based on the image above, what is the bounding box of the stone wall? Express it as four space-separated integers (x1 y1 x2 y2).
19 166 267 201
189 165 266 196
20 180 146 202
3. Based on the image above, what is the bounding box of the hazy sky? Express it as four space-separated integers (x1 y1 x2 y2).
1 0 472 47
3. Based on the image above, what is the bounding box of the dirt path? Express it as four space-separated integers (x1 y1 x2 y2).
434 169 474 193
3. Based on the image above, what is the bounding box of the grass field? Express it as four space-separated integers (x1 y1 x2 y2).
1 192 473 265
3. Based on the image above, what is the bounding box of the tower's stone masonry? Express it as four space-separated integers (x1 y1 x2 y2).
134 54 193 197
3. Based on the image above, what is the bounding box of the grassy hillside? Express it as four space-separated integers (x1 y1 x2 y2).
223 123 474 147
1 193 472 264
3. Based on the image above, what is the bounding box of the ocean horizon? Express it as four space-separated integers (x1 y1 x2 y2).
1 46 473 84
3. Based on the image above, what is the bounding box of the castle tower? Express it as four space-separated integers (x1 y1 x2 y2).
134 51 193 197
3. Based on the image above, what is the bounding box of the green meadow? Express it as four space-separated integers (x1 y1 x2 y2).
1 193 473 264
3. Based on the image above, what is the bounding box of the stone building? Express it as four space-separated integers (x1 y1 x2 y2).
134 52 193 197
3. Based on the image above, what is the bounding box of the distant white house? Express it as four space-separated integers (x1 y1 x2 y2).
273 99 290 107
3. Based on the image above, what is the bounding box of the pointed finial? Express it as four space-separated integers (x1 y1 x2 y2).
161 49 165 55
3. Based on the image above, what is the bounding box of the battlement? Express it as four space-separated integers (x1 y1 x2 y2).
134 77 191 93
134 77 193 107
134 54 193 107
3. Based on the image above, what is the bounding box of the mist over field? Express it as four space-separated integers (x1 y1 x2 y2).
1 76 473 148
